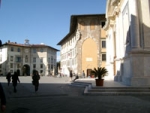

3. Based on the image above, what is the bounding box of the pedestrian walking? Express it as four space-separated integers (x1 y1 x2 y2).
6 72 11 86
69 70 73 81
0 83 6 112
32 70 40 92
12 71 20 93
82 70 85 78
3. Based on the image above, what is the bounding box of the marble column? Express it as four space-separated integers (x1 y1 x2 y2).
129 0 140 49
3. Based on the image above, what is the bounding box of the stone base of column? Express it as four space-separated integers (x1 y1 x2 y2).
131 77 150 86
123 50 150 86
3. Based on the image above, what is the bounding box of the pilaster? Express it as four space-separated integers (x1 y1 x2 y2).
129 0 140 49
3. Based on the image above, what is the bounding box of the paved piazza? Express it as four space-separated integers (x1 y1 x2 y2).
0 76 150 113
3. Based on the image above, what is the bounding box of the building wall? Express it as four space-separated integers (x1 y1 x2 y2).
59 15 106 77
60 33 78 76
0 47 8 75
0 43 57 76
104 0 150 86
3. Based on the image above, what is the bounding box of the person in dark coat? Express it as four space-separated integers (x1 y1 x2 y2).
69 70 73 81
6 72 11 86
32 70 40 92
12 71 20 93
0 83 6 112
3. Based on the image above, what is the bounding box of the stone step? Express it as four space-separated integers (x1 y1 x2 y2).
84 92 150 96
88 89 150 92
92 87 150 89
70 82 92 87
84 86 150 96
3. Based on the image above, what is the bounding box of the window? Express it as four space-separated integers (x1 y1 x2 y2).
51 56 53 64
102 54 106 61
51 64 53 70
0 64 2 68
33 48 36 53
11 47 14 51
48 58 50 63
10 63 13 68
33 57 36 63
48 64 50 69
40 64 43 68
16 56 21 62
33 64 36 68
17 48 21 52
54 59 56 64
10 56 13 61
102 41 106 48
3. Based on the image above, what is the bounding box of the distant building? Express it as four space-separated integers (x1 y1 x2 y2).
0 40 59 76
57 14 106 77
104 0 150 86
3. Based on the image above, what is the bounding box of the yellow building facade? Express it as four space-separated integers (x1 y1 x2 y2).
58 14 106 77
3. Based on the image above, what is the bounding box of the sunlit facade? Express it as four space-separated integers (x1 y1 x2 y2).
58 14 106 77
104 0 150 86
0 40 58 76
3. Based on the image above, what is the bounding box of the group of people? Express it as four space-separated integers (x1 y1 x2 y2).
0 70 41 112
6 70 40 92
6 71 20 93
0 71 20 112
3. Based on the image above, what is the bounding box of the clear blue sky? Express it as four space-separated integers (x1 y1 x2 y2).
0 0 106 60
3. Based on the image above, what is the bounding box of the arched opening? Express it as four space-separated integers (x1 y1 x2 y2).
22 64 30 76
82 38 98 77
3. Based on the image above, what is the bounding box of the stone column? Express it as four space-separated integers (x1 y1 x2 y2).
129 0 140 49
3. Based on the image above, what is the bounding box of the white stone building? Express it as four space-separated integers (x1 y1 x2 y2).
104 0 150 86
0 40 58 76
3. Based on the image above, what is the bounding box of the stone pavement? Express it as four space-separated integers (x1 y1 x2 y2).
0 76 84 98
0 76 150 113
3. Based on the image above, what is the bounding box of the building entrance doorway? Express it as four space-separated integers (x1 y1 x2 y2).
22 64 30 76
87 69 92 77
